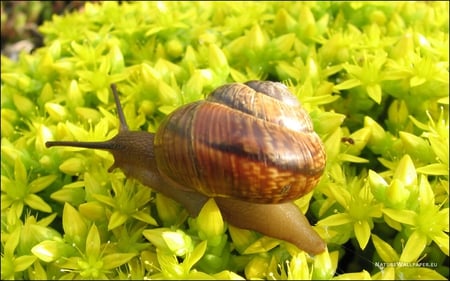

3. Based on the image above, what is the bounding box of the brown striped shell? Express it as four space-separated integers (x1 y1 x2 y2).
154 81 326 204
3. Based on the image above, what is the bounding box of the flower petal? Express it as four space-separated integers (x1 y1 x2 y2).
400 230 427 262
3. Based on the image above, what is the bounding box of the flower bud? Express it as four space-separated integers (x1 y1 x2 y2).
388 99 409 130
59 157 85 175
245 255 269 279
32 240 72 262
386 179 410 209
209 43 228 74
274 8 296 34
45 102 68 122
393 154 417 188
156 193 183 227
143 228 193 256
368 170 388 202
62 203 88 249
399 131 435 164
196 199 225 246
13 94 34 117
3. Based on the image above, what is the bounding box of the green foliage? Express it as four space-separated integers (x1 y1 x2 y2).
1 1 448 280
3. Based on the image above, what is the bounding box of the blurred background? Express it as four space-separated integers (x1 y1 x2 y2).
1 1 96 59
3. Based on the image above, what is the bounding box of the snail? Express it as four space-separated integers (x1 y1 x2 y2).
46 81 327 255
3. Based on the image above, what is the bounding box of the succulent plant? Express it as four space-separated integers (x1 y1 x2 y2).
1 2 448 280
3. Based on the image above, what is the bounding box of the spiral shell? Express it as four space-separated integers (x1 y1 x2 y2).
154 81 326 204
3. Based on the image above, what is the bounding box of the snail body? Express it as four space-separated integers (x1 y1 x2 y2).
46 81 327 255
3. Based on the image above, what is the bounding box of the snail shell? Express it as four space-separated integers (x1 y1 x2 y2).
155 81 326 203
